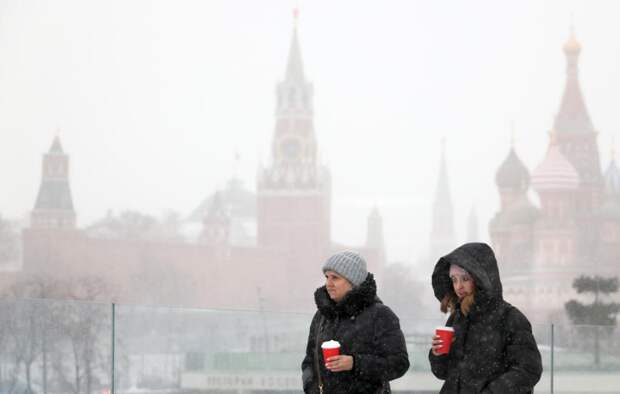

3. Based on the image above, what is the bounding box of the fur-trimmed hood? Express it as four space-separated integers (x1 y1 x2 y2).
314 273 380 319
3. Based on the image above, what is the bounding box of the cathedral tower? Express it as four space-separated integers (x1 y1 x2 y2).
551 28 604 261
553 28 603 214
598 148 620 268
531 135 580 266
490 143 538 271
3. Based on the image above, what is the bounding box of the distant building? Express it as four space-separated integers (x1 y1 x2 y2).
189 178 257 247
11 16 385 312
489 29 620 322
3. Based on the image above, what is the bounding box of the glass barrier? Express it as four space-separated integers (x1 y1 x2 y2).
1 298 619 393
551 324 620 394
533 323 552 394
0 298 112 394
113 305 311 392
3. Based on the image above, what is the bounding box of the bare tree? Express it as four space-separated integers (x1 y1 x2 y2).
0 214 19 266
0 301 5 384
6 276 67 394
85 210 185 242
2 275 111 394
0 301 22 392
61 277 110 394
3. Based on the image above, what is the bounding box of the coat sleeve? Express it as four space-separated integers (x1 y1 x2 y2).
482 307 543 394
428 314 453 380
301 312 320 393
428 349 450 379
352 305 410 382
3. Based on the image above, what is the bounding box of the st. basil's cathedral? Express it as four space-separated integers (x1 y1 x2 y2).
429 29 620 322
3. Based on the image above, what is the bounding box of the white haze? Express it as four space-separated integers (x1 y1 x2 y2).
1 0 619 270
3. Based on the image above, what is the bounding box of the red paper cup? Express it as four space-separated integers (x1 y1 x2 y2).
435 326 454 355
321 340 341 360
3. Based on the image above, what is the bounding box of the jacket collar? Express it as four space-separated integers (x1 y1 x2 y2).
314 273 379 319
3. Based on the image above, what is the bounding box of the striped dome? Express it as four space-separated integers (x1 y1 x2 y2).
604 159 620 197
531 144 580 191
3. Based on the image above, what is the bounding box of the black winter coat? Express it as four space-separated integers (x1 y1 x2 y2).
301 273 410 393
429 243 543 394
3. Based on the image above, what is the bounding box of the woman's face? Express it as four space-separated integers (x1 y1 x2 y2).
325 270 353 303
449 264 475 300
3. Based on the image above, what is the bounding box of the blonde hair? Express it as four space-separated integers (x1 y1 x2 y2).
440 287 476 316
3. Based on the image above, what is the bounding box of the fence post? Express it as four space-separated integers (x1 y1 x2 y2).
111 302 116 394
550 323 554 394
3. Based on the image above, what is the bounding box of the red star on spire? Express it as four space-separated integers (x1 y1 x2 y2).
293 7 299 23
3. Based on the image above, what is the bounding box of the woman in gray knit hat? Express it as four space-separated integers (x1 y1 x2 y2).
301 251 409 393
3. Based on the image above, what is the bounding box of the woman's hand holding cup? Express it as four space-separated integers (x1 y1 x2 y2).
432 326 454 356
431 334 444 356
322 340 353 372
325 354 354 372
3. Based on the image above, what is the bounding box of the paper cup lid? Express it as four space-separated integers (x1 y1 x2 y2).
436 326 454 332
321 340 341 349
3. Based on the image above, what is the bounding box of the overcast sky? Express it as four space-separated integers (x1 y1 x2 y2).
1 0 619 268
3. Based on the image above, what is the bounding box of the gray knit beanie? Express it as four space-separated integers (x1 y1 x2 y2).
322 251 368 287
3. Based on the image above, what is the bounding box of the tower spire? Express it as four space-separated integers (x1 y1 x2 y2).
553 25 593 134
293 6 299 26
366 205 386 262
50 134 64 154
550 26 602 190
31 134 76 229
200 191 230 246
430 138 456 258
285 8 305 83
261 9 318 187
232 149 241 180
603 137 620 199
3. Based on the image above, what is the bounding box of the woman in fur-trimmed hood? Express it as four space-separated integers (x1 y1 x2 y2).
429 242 542 394
301 251 409 393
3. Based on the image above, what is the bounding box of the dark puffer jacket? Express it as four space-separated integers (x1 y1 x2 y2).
301 273 409 393
429 243 542 394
